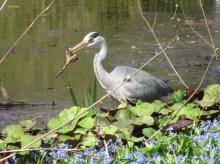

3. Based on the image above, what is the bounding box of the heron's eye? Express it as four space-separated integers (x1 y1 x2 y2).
88 38 94 43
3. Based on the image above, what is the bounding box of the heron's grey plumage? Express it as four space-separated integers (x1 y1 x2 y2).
79 32 172 104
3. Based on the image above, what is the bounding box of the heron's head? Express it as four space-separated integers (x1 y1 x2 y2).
68 32 103 54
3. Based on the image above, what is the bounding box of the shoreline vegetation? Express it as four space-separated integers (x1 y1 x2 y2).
0 0 219 163
0 84 220 163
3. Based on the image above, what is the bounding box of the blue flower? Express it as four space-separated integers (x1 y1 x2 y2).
125 153 133 161
52 150 67 159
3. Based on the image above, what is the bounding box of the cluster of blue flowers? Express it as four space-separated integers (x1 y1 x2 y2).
5 119 220 164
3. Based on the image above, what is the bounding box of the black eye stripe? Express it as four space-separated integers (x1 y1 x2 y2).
90 32 99 38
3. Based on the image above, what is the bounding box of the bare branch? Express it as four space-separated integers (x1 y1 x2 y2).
0 0 56 64
0 0 9 11
137 0 189 89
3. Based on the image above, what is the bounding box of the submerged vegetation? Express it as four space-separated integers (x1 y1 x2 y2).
0 84 219 163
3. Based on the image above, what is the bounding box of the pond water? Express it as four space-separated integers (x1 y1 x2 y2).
0 0 219 129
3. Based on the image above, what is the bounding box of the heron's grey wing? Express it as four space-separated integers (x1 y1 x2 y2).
110 66 172 103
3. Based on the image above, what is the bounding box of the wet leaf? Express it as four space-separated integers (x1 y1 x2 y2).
78 117 95 129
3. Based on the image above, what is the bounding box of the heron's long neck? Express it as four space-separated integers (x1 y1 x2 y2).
93 39 113 91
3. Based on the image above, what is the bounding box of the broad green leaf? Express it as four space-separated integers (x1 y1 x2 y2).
176 104 201 120
58 134 80 142
4 136 17 144
159 108 172 115
74 128 88 135
118 103 128 109
142 128 157 138
129 101 155 116
47 118 75 133
159 117 170 126
20 135 41 148
59 107 80 121
20 120 36 130
121 128 141 142
96 112 109 118
78 117 95 129
103 126 118 135
2 125 24 139
199 84 220 107
152 100 165 113
115 110 135 121
81 132 98 147
0 140 5 150
112 120 134 130
169 90 186 103
132 115 154 126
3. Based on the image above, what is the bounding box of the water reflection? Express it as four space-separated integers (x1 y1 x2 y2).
0 0 219 129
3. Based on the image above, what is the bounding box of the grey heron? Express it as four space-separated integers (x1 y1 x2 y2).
68 32 172 104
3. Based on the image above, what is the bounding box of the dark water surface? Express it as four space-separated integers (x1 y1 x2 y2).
0 0 219 129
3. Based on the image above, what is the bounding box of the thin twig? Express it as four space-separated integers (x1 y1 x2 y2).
137 0 189 89
171 4 178 21
180 0 213 48
146 48 218 143
0 147 98 160
0 0 9 11
199 0 218 58
152 6 157 30
0 0 56 64
0 36 176 162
